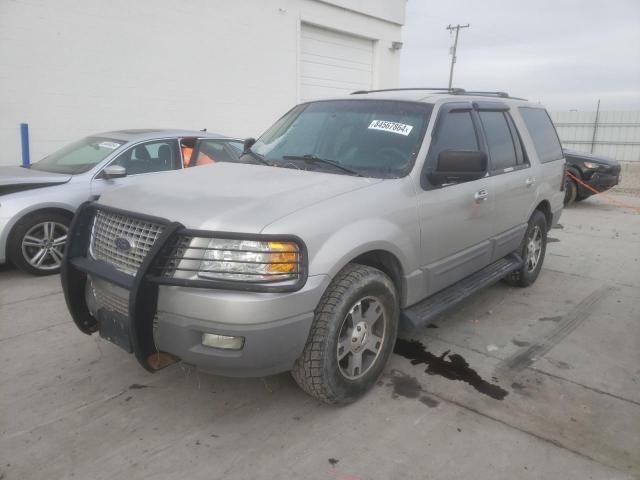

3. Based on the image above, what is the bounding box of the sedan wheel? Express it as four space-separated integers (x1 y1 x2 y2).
21 221 68 271
7 211 71 275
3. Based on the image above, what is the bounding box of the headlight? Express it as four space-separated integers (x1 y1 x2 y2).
197 238 300 282
583 162 600 169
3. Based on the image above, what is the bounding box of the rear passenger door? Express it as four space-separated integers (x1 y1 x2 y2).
475 103 535 260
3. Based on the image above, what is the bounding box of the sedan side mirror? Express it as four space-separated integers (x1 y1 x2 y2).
243 137 256 153
102 165 127 179
428 150 487 185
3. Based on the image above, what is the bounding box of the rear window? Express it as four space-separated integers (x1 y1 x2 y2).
518 107 563 163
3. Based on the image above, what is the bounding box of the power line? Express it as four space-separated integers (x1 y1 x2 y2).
446 23 470 88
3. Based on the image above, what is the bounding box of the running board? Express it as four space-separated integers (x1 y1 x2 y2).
401 254 523 329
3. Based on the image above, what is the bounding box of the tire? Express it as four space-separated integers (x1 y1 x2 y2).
7 211 70 275
564 178 577 206
575 193 589 202
291 263 399 405
502 210 547 288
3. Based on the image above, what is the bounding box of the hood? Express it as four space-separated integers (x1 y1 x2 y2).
99 162 382 232
0 166 71 195
563 149 619 167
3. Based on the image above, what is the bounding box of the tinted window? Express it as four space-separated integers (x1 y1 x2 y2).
519 107 563 163
112 139 180 175
479 111 517 171
430 111 478 155
505 113 527 165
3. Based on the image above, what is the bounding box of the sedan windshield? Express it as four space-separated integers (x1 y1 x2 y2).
252 100 433 178
30 137 125 174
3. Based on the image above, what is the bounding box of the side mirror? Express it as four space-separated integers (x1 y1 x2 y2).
102 165 127 179
243 137 256 153
428 150 487 185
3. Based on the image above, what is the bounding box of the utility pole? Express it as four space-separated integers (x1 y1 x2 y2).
590 99 601 153
446 23 470 89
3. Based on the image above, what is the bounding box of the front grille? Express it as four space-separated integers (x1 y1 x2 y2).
90 210 165 275
94 284 129 316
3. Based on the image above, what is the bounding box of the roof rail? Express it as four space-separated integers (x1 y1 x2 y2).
350 88 528 101
448 90 528 101
452 90 509 98
351 87 466 95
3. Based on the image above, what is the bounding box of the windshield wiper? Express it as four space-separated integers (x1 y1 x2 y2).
240 148 272 166
282 154 362 177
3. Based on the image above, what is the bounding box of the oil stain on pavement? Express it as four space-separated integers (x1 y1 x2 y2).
394 339 508 400
385 370 440 407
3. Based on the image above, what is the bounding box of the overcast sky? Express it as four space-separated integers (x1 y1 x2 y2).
400 0 640 111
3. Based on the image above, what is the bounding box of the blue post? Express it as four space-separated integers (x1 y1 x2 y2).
20 123 30 167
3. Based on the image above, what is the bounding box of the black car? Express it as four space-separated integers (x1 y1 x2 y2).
563 149 621 206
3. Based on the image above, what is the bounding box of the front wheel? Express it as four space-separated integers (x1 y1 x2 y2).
291 263 399 405
7 212 70 275
503 210 548 287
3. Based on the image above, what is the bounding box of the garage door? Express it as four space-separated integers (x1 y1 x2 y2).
300 24 374 102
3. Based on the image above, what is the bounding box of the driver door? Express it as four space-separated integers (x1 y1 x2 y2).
416 103 495 295
90 139 181 197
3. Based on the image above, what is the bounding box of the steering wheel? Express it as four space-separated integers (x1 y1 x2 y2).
377 147 407 168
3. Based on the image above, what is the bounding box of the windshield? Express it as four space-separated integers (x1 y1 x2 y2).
252 100 433 178
30 137 125 174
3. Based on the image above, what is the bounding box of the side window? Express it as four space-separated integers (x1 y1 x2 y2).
518 107 563 163
113 139 180 175
430 111 479 155
479 111 517 172
505 113 527 166
226 140 244 157
191 140 239 167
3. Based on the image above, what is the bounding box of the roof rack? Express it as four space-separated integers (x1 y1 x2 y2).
449 90 528 100
351 87 527 101
455 90 509 98
351 87 466 95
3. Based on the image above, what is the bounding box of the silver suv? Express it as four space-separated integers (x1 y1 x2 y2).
62 88 565 405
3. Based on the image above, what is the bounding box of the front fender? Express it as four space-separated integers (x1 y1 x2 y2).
309 217 419 280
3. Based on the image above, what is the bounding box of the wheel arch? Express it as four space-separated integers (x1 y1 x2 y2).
345 249 405 306
533 200 552 231
5 206 75 258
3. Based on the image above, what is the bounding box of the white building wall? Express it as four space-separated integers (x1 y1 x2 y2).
0 0 404 166
550 111 640 162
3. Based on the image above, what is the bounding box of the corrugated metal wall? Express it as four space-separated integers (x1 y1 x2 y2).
550 111 640 162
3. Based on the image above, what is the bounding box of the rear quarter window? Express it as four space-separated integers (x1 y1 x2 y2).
518 107 563 163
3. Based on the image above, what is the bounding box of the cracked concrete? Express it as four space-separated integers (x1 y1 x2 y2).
1 192 639 480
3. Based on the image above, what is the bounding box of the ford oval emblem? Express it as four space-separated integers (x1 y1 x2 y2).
114 237 132 252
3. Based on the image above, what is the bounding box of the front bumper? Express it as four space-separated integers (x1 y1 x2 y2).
579 170 620 197
0 216 10 263
62 202 325 376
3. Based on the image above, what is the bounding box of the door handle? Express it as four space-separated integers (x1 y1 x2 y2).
525 177 536 187
474 189 488 203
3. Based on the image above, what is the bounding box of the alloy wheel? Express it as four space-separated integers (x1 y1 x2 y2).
336 296 387 380
525 225 543 272
21 221 68 271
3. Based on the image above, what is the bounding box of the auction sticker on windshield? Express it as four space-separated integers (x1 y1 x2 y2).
368 120 413 136
98 141 121 150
